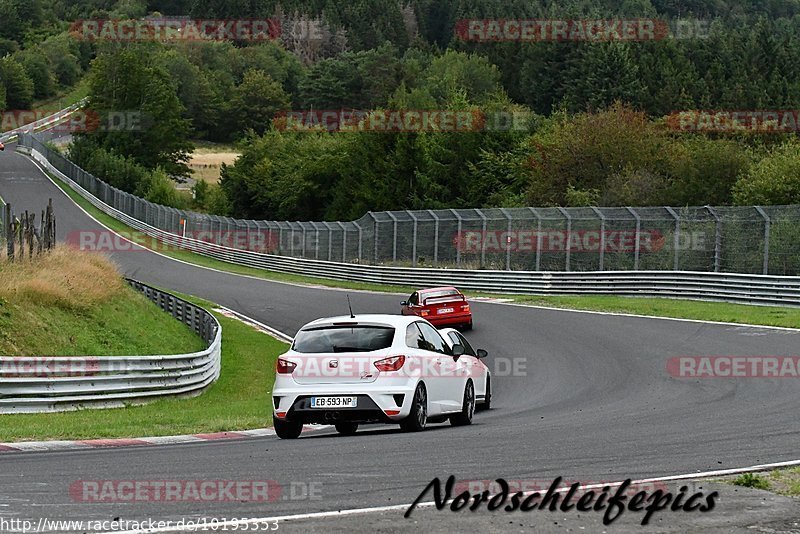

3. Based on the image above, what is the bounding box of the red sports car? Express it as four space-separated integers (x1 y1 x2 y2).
401 286 473 330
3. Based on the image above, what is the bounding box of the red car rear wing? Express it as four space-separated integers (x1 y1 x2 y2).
422 294 466 306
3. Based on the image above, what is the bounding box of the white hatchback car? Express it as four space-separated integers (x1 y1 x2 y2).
272 314 491 439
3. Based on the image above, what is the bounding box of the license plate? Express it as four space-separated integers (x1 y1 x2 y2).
438 307 454 314
310 396 358 408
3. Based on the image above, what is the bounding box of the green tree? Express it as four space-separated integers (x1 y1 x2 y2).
86 45 193 176
733 141 800 205
669 137 751 205
19 51 56 100
230 69 290 136
0 57 34 109
299 57 359 109
562 43 644 112
422 49 504 106
137 168 187 208
525 103 672 206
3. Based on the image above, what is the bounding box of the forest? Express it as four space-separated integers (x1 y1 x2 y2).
2 0 800 220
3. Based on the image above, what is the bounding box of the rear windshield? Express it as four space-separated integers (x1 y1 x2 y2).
292 325 395 353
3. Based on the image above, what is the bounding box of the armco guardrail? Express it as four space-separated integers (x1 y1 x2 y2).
24 142 800 307
0 99 88 145
0 280 221 414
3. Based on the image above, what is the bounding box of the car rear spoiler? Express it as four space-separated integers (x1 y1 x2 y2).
423 294 466 306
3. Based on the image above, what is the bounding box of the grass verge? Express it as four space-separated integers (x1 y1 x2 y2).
48 170 800 330
723 468 800 498
0 247 204 356
0 290 285 442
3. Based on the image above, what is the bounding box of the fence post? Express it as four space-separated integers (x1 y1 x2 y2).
338 222 347 262
369 212 378 264
529 208 542 271
706 206 722 272
754 206 770 275
665 207 681 271
355 220 363 263
322 222 333 261
4 203 12 260
428 210 440 267
591 207 606 271
312 222 320 260
407 210 418 267
626 207 641 271
301 223 307 258
557 207 572 272
499 208 513 271
387 211 398 264
449 209 462 267
476 209 488 269
287 222 295 256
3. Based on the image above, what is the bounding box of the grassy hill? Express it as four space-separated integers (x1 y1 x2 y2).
0 247 205 356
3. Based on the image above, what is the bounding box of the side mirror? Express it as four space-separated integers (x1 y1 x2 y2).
452 344 466 357
476 349 488 359
400 301 408 306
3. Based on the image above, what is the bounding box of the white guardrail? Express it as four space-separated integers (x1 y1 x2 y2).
0 99 89 145
25 145 800 308
0 280 221 414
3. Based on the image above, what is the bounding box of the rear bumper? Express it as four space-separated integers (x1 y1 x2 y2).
426 312 472 327
272 382 417 424
283 395 395 424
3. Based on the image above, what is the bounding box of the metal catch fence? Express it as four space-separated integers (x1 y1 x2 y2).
20 133 800 275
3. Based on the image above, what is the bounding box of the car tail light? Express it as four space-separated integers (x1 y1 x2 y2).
276 358 297 374
419 310 429 317
374 355 405 372
461 304 470 311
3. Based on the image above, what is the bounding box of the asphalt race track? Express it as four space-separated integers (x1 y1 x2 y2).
1 144 799 532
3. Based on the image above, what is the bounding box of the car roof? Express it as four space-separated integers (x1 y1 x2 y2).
438 327 460 335
302 314 422 329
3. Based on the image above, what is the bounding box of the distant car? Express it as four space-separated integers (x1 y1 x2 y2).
401 286 473 330
271 314 489 439
439 327 491 411
0 142 5 151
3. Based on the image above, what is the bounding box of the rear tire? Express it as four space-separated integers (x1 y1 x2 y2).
477 376 491 411
274 419 303 439
463 321 473 331
450 380 475 426
335 422 359 435
400 383 428 432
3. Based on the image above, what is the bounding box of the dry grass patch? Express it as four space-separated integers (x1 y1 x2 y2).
0 247 204 356
0 247 123 311
188 151 240 184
